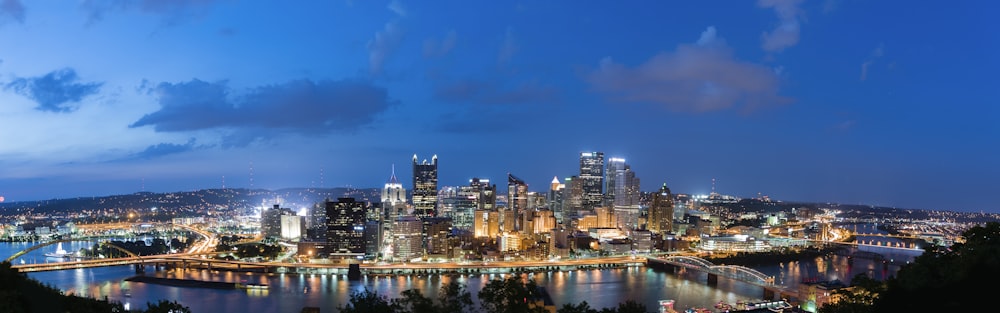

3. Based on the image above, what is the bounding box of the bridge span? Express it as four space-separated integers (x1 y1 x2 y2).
646 255 795 301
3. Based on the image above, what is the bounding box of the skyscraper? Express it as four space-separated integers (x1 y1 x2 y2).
606 157 641 207
412 154 438 217
579 152 604 210
380 166 407 256
325 198 367 258
647 183 674 236
507 173 529 213
382 165 408 219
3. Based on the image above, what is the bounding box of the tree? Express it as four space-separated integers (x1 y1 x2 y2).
873 221 1000 312
142 300 191 313
817 274 882 313
821 222 1000 312
478 276 549 313
393 289 435 313
558 301 598 313
339 288 398 313
436 281 474 313
608 300 649 313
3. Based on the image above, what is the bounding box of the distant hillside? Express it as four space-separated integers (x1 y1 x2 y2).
0 187 381 218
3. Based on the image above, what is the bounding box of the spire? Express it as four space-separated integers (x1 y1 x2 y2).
551 176 560 184
388 164 400 184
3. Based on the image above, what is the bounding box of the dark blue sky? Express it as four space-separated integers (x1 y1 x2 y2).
0 1 996 213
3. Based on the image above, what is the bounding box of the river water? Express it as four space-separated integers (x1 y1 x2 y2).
3 224 920 313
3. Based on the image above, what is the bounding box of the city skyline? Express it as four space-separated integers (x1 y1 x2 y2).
0 1 996 213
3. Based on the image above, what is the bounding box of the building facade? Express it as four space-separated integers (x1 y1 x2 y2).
412 154 438 217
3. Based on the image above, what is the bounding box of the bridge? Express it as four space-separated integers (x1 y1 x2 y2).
5 239 140 263
646 255 794 301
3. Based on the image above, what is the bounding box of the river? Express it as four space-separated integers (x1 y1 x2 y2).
2 224 919 312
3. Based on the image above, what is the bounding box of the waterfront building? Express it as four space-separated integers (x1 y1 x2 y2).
648 183 674 236
325 198 367 258
412 154 438 217
699 234 771 253
424 217 452 259
392 216 423 261
579 152 604 210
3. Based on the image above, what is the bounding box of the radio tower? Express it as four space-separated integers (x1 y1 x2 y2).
249 161 255 195
222 175 226 190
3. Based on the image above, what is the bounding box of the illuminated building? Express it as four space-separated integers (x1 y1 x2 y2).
579 152 604 210
648 183 674 236
280 215 304 241
605 157 640 207
412 154 438 217
325 198 367 258
507 173 529 213
262 204 294 239
392 216 423 261
473 209 499 238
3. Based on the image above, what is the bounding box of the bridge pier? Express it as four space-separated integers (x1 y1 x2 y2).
706 273 718 286
763 288 775 300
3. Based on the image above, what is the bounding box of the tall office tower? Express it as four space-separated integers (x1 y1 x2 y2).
307 201 328 240
380 166 407 255
452 179 487 231
473 209 499 238
412 154 438 217
381 165 407 218
562 176 584 217
472 178 497 211
325 198 367 257
647 183 674 236
604 157 625 206
392 216 424 261
622 169 640 207
437 186 458 221
579 152 605 210
605 157 640 207
548 176 565 225
507 173 529 213
262 204 294 239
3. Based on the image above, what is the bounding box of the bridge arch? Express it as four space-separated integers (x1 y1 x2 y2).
5 239 141 263
710 265 775 284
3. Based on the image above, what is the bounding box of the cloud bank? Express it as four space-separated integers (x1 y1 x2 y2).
587 26 790 113
5 68 103 112
130 79 396 147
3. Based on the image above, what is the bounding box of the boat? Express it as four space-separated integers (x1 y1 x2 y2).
236 282 269 290
44 242 74 259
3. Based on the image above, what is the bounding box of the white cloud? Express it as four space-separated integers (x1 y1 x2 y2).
387 0 407 17
367 22 404 76
758 0 804 53
588 26 791 113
